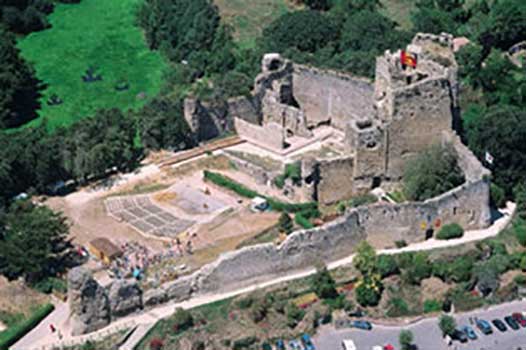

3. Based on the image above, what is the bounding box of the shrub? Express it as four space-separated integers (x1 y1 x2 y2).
273 174 286 189
490 183 507 208
349 194 377 208
203 170 317 213
402 253 432 285
250 300 268 323
337 201 346 213
278 213 294 234
355 276 383 307
32 276 67 294
236 296 254 309
286 303 305 328
423 299 442 313
376 255 399 278
449 256 474 283
386 297 410 317
399 329 414 350
172 308 193 332
295 212 314 229
436 223 464 240
0 303 54 350
438 315 456 337
514 220 526 247
311 267 338 300
232 336 258 350
394 240 408 248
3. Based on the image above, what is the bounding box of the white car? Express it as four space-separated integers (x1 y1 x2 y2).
342 339 356 350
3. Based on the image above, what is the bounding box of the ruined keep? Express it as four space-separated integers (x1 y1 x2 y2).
187 33 466 205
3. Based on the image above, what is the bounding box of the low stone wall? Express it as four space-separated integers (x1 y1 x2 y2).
223 152 281 186
234 117 284 151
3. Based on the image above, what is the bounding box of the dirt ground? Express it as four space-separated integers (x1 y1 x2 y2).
46 153 280 275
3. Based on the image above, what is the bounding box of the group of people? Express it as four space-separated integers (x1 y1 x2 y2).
107 233 197 283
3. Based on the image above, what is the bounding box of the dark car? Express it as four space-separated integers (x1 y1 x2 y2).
504 316 520 330
276 340 285 350
476 319 493 335
301 334 315 350
512 313 526 327
461 325 478 340
492 319 508 332
352 320 373 330
451 329 468 343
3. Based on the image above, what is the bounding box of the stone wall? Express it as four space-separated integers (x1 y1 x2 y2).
292 64 374 130
223 152 281 186
72 147 490 333
234 117 284 151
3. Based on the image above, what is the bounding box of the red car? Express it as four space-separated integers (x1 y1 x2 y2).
512 313 526 327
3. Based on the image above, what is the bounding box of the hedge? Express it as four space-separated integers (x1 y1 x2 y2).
436 223 464 240
295 212 314 229
204 170 317 213
0 303 55 350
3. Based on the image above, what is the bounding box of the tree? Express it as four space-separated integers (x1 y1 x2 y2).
286 302 305 328
436 223 464 240
172 308 194 332
402 253 432 285
0 27 41 129
399 329 414 350
63 109 139 182
473 261 499 296
438 314 456 337
478 0 526 51
311 266 338 299
403 144 465 201
376 254 399 278
278 212 294 235
0 0 53 34
136 97 194 151
353 241 377 276
261 10 338 54
355 275 382 307
0 201 71 283
301 0 330 11
466 105 526 195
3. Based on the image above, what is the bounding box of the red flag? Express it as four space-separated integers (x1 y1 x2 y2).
400 50 417 68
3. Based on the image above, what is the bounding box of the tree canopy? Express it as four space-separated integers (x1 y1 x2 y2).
403 144 465 201
0 201 71 283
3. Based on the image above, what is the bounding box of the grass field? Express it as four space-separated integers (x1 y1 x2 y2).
17 0 167 130
214 0 297 48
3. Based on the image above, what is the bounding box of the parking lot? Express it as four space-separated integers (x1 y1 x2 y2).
314 300 526 350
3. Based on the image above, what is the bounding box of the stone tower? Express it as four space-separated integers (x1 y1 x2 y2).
373 33 459 180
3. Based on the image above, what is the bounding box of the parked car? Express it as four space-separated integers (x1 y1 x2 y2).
476 319 493 335
504 316 520 330
289 340 302 350
451 329 468 343
352 320 373 330
512 313 526 327
301 334 315 350
461 325 478 340
492 319 508 332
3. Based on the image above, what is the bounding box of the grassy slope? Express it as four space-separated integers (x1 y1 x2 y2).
380 0 415 31
17 0 167 130
214 0 296 48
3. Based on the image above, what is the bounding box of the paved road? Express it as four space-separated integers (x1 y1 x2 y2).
314 300 526 350
13 203 515 350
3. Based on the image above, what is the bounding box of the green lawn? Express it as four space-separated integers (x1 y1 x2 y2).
17 0 167 130
214 0 296 49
